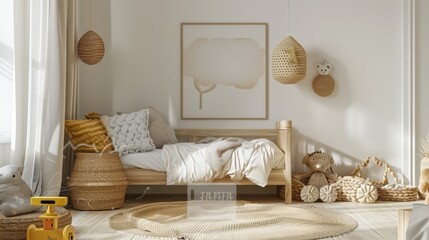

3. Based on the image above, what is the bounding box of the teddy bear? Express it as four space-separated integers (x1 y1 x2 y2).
312 62 335 97
293 151 338 203
0 165 38 217
419 168 429 205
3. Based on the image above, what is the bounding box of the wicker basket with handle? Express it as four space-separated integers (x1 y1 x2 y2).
351 156 419 202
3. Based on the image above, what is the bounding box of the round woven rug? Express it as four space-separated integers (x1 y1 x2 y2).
110 201 357 240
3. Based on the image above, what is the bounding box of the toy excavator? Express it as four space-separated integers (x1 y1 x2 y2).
27 196 75 240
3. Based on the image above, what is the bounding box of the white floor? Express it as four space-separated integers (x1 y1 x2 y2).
69 194 421 240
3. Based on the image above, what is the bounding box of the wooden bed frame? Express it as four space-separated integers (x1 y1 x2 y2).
123 120 292 203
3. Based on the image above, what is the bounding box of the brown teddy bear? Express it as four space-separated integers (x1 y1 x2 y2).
293 151 338 203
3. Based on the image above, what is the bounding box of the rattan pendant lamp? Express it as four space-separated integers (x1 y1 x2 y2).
272 0 307 84
78 0 105 65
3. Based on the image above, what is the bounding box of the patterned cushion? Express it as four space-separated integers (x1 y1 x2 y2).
101 109 155 154
64 119 113 153
117 108 177 149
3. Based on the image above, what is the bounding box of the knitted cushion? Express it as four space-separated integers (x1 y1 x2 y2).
64 119 113 153
117 108 177 149
101 109 155 154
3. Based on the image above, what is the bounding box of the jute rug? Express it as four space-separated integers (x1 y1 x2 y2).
109 201 357 240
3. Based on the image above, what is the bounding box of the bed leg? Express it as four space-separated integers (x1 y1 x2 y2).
284 184 288 204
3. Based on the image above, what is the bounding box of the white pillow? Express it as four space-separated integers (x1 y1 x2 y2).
101 109 155 154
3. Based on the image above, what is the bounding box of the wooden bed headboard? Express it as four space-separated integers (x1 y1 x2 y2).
174 120 291 155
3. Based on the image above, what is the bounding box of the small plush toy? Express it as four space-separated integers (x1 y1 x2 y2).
312 62 335 97
293 151 338 202
0 165 37 217
419 168 429 205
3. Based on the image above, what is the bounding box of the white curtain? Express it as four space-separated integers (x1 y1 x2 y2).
11 0 76 196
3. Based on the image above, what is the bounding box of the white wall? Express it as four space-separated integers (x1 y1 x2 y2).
78 0 409 182
416 0 429 182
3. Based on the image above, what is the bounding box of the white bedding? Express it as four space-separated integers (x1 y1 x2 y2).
120 139 285 187
120 149 165 172
162 139 284 187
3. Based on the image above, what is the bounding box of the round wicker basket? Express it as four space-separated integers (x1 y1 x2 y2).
67 152 128 210
272 36 307 84
312 74 335 97
78 30 105 65
0 207 71 240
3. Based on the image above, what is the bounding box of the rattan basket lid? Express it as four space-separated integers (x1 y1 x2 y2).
78 30 105 65
312 75 335 97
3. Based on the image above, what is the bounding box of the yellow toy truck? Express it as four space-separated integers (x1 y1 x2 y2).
26 196 75 240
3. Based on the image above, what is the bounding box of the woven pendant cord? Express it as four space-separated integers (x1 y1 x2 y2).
78 0 105 65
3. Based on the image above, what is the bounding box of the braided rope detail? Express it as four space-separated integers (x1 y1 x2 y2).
350 156 398 186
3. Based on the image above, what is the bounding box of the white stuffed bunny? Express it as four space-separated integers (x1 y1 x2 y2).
0 165 37 217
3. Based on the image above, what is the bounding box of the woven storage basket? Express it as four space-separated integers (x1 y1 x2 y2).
272 36 307 84
78 30 105 65
0 207 71 240
377 185 419 201
280 175 372 202
279 177 305 201
351 156 419 202
67 152 128 210
331 176 368 202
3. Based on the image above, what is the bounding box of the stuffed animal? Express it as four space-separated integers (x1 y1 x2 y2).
294 151 338 203
312 62 335 97
316 63 332 75
0 165 37 217
419 168 429 205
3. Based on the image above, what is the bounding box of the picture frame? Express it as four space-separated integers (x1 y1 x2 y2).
181 23 269 120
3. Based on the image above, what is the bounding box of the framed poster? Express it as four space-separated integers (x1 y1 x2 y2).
181 23 268 120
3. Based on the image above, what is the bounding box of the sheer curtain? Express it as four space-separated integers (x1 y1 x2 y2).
0 0 14 167
10 0 77 196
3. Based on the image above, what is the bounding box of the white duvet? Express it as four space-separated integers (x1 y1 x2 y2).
162 139 284 187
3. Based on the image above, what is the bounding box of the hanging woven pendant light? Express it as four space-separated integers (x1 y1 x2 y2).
272 36 307 84
78 0 105 65
78 30 104 65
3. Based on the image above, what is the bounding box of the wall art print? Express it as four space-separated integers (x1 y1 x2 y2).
181 23 268 120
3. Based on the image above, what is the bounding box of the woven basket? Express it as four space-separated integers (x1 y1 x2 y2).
0 207 71 240
377 185 419 202
78 30 105 65
67 152 128 210
272 36 307 84
279 175 371 202
351 156 419 202
312 74 335 97
279 177 305 201
331 176 368 202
